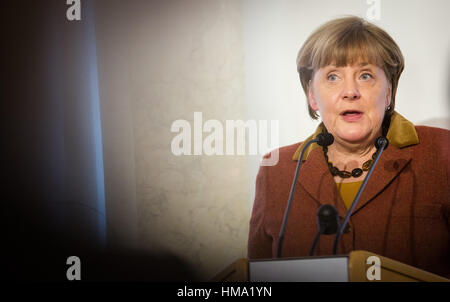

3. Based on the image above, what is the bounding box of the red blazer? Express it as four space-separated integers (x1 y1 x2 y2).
248 119 450 278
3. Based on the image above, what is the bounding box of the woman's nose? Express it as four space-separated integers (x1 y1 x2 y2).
341 80 360 100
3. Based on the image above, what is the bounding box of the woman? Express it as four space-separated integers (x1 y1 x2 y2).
247 16 450 278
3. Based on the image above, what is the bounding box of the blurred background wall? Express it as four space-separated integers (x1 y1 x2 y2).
94 0 251 278
3 0 449 281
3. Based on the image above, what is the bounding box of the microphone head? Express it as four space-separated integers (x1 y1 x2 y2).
317 204 339 235
375 137 389 150
316 133 334 147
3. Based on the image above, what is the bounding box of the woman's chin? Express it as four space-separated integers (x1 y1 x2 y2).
336 131 371 145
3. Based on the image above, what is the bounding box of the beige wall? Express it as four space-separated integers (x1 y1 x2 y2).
96 0 250 279
131 0 251 278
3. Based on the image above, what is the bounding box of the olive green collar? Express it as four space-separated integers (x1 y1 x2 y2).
292 111 419 161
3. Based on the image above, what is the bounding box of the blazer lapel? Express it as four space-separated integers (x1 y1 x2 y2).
297 148 348 218
351 144 413 215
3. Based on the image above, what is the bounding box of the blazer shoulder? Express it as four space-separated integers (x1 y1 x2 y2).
414 125 450 149
415 125 450 140
279 141 304 157
262 141 303 161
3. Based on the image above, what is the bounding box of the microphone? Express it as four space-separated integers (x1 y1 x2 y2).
277 132 334 258
309 204 339 256
316 132 334 147
375 136 389 150
332 137 389 255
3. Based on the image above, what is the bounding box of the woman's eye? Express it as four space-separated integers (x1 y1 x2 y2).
327 74 338 81
360 73 373 80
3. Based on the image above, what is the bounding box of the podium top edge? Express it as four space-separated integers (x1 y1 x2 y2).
249 254 349 263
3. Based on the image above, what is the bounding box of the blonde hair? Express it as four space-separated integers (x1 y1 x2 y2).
297 16 404 119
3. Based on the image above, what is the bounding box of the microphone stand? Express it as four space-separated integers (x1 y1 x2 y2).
276 140 315 258
277 133 333 258
332 137 389 255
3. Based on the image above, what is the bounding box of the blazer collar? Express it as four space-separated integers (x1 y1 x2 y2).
292 111 419 217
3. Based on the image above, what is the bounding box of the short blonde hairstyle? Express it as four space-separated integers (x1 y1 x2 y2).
297 16 404 119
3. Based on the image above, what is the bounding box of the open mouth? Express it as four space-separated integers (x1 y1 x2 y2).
340 110 363 121
340 110 363 116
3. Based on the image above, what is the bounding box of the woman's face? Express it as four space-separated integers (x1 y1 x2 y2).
309 62 391 147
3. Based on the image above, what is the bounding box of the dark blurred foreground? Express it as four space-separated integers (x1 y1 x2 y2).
0 202 200 281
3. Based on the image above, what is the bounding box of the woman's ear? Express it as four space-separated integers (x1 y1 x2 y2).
308 81 319 111
385 84 392 108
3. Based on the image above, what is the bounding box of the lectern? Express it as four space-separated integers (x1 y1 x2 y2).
211 250 449 282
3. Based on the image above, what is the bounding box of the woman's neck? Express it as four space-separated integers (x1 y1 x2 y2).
326 136 379 183
329 139 375 158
